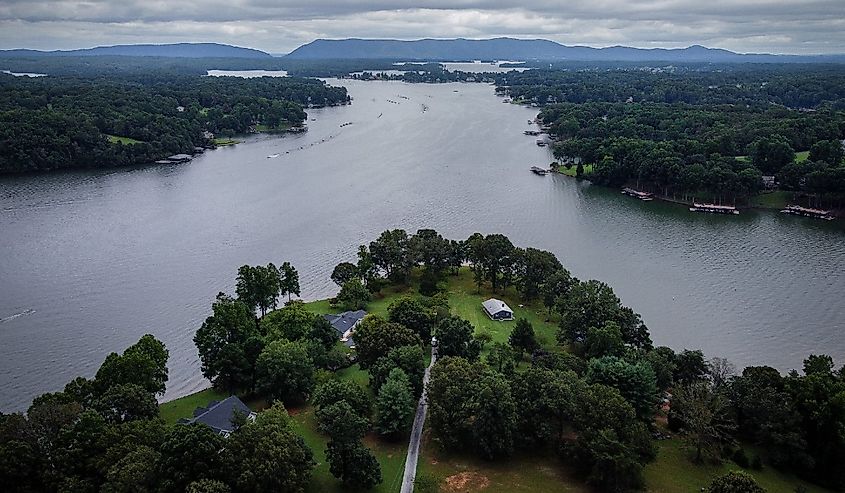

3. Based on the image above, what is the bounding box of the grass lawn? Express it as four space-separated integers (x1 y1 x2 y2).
106 134 143 145
796 150 810 163
557 164 593 177
158 387 228 424
645 435 830 493
751 190 792 209
213 137 238 146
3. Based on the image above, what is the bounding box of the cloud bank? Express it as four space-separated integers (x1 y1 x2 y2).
0 1 843 54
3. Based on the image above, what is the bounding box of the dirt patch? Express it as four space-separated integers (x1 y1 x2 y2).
443 472 490 492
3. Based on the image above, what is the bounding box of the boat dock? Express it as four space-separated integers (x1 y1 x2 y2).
690 203 739 215
524 129 541 136
780 205 835 221
621 188 654 201
530 166 549 176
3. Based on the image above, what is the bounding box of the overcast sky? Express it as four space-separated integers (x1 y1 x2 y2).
0 1 843 54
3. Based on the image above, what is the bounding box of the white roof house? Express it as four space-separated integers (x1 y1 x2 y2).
482 298 514 321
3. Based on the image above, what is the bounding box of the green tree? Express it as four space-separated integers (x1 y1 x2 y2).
312 380 371 419
809 139 844 166
368 345 426 396
102 445 160 493
325 440 382 489
675 349 709 384
279 261 300 303
260 301 317 342
330 262 359 287
472 372 517 459
434 315 481 360
225 404 315 493
584 321 624 359
486 342 517 375
235 264 281 316
156 424 226 493
336 278 371 311
375 369 415 436
316 400 370 442
587 356 658 422
353 316 422 369
95 335 169 396
671 381 737 463
94 383 158 424
427 357 485 449
185 479 231 493
515 248 562 300
255 340 315 403
369 229 412 283
194 293 258 392
707 471 766 493
508 318 537 357
542 269 577 315
388 296 436 342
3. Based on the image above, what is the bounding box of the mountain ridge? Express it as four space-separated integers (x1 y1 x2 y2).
0 42 271 59
285 37 845 63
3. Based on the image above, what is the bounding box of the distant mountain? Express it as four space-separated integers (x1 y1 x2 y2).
0 43 272 59
286 38 845 63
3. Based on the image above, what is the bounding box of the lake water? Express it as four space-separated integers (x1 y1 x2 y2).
206 69 288 77
1 80 843 411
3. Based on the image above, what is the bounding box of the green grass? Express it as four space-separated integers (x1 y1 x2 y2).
645 435 830 493
213 138 238 146
158 387 228 424
796 150 810 163
106 134 143 145
750 190 792 209
556 164 593 177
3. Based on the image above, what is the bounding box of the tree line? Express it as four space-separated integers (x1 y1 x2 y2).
0 73 349 173
497 68 845 206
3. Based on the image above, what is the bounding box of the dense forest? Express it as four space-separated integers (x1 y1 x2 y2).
495 68 845 206
0 72 348 173
2 229 842 492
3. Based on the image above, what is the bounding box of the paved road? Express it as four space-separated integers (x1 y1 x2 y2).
400 345 437 493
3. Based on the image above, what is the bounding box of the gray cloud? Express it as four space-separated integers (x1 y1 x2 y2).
0 1 843 54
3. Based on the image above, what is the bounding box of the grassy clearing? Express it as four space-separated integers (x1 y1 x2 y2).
645 435 829 493
556 164 594 177
213 138 238 146
106 134 143 145
751 190 792 209
158 387 227 424
796 150 810 163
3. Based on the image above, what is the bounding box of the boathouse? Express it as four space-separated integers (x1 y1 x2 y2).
482 298 514 321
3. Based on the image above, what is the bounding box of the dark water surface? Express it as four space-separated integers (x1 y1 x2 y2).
1 80 843 411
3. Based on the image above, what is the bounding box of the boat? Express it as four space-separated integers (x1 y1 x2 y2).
524 130 541 136
267 153 280 159
621 188 654 201
780 205 835 221
530 166 549 176
689 203 739 215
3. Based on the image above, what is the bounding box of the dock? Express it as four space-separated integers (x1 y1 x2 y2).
621 188 654 201
524 130 541 136
530 166 549 176
690 203 739 215
165 154 192 163
780 205 835 221
536 139 547 147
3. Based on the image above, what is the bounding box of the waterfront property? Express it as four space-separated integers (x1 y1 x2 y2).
689 203 740 215
482 298 514 321
621 187 654 201
324 309 367 347
781 205 835 221
178 395 256 437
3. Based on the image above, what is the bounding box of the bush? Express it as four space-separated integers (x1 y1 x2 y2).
732 448 750 468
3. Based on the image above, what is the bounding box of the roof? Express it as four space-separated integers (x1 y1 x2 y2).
181 395 254 435
324 310 366 335
482 298 513 315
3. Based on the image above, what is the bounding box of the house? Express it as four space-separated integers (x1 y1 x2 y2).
761 175 777 189
178 395 256 437
482 298 514 321
324 310 367 347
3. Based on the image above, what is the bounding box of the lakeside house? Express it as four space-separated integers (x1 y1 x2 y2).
178 395 256 438
324 310 367 348
482 298 514 321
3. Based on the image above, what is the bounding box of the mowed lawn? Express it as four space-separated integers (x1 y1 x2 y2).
106 134 143 145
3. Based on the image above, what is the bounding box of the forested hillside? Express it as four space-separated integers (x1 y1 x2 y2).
0 74 348 173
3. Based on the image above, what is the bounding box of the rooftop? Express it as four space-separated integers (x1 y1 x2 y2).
179 395 255 435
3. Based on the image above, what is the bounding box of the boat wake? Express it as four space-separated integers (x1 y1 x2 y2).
0 308 35 324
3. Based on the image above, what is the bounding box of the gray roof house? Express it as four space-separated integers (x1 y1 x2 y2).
482 298 514 321
178 395 256 437
324 310 367 348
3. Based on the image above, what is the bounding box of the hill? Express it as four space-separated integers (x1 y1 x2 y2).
0 42 271 59
286 37 845 63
